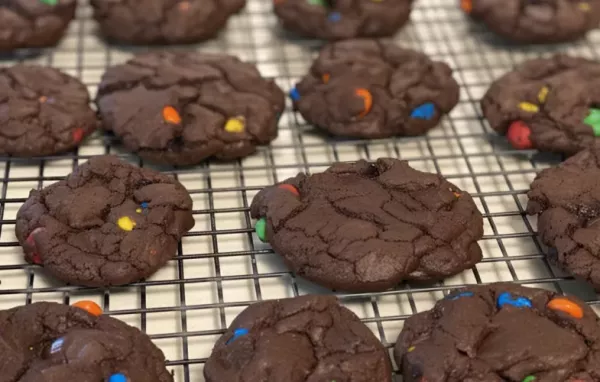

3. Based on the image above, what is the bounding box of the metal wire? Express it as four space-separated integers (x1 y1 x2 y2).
1 0 600 381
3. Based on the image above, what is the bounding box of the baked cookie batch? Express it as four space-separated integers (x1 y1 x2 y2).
3 0 600 382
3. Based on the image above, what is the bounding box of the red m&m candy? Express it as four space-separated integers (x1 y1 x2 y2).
507 121 532 150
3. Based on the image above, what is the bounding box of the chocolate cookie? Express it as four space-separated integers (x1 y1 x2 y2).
90 0 245 44
204 295 392 382
526 148 600 290
250 158 484 292
0 65 97 157
395 282 600 382
15 155 195 287
482 54 600 155
274 0 412 40
96 51 285 166
0 301 173 382
290 39 460 139
460 0 600 43
0 0 76 51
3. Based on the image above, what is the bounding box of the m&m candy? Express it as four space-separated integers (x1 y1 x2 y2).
72 300 103 316
547 297 583 319
447 291 474 300
225 117 245 133
289 88 301 102
518 102 539 113
460 0 472 13
355 88 372 118
410 102 436 120
278 184 299 196
162 106 181 124
117 216 136 231
328 12 342 22
227 328 249 344
50 338 64 354
255 218 267 242
584 108 600 137
506 121 533 150
108 373 127 382
72 128 84 143
497 292 532 309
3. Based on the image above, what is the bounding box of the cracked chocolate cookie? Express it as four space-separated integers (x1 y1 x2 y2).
96 51 285 166
527 148 600 291
90 0 245 44
460 0 600 43
274 0 412 40
482 54 600 155
250 158 484 292
0 65 97 157
395 282 600 382
204 295 392 382
290 39 460 139
1 301 173 382
15 155 195 287
0 0 76 51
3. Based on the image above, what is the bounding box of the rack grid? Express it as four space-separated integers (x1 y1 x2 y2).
2 0 600 381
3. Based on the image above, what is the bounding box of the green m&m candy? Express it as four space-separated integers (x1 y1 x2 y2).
255 218 266 242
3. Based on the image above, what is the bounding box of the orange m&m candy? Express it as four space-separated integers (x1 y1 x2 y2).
460 0 472 13
278 184 299 196
178 1 190 10
72 300 103 316
162 106 182 124
355 88 372 118
547 297 583 319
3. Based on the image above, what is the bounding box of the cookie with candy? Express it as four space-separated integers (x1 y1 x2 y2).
395 282 600 382
0 301 172 382
289 39 460 139
482 54 600 154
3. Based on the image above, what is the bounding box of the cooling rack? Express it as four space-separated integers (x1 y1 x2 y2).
2 0 600 381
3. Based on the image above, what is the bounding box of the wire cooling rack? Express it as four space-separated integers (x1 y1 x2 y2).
3 0 600 381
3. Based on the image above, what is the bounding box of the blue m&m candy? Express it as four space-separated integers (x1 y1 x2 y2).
226 328 249 344
328 12 341 22
446 291 474 301
497 292 532 309
108 373 127 382
410 102 436 120
289 88 301 102
50 338 64 354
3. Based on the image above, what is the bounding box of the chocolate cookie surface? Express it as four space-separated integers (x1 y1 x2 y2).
0 65 97 157
15 155 195 287
0 301 173 382
250 158 483 292
274 0 412 40
482 54 600 155
395 282 600 382
290 39 460 138
527 148 600 290
90 0 245 44
461 0 600 43
204 295 392 382
96 51 285 166
0 0 76 51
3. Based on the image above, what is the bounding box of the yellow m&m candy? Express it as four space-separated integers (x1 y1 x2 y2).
225 117 245 133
